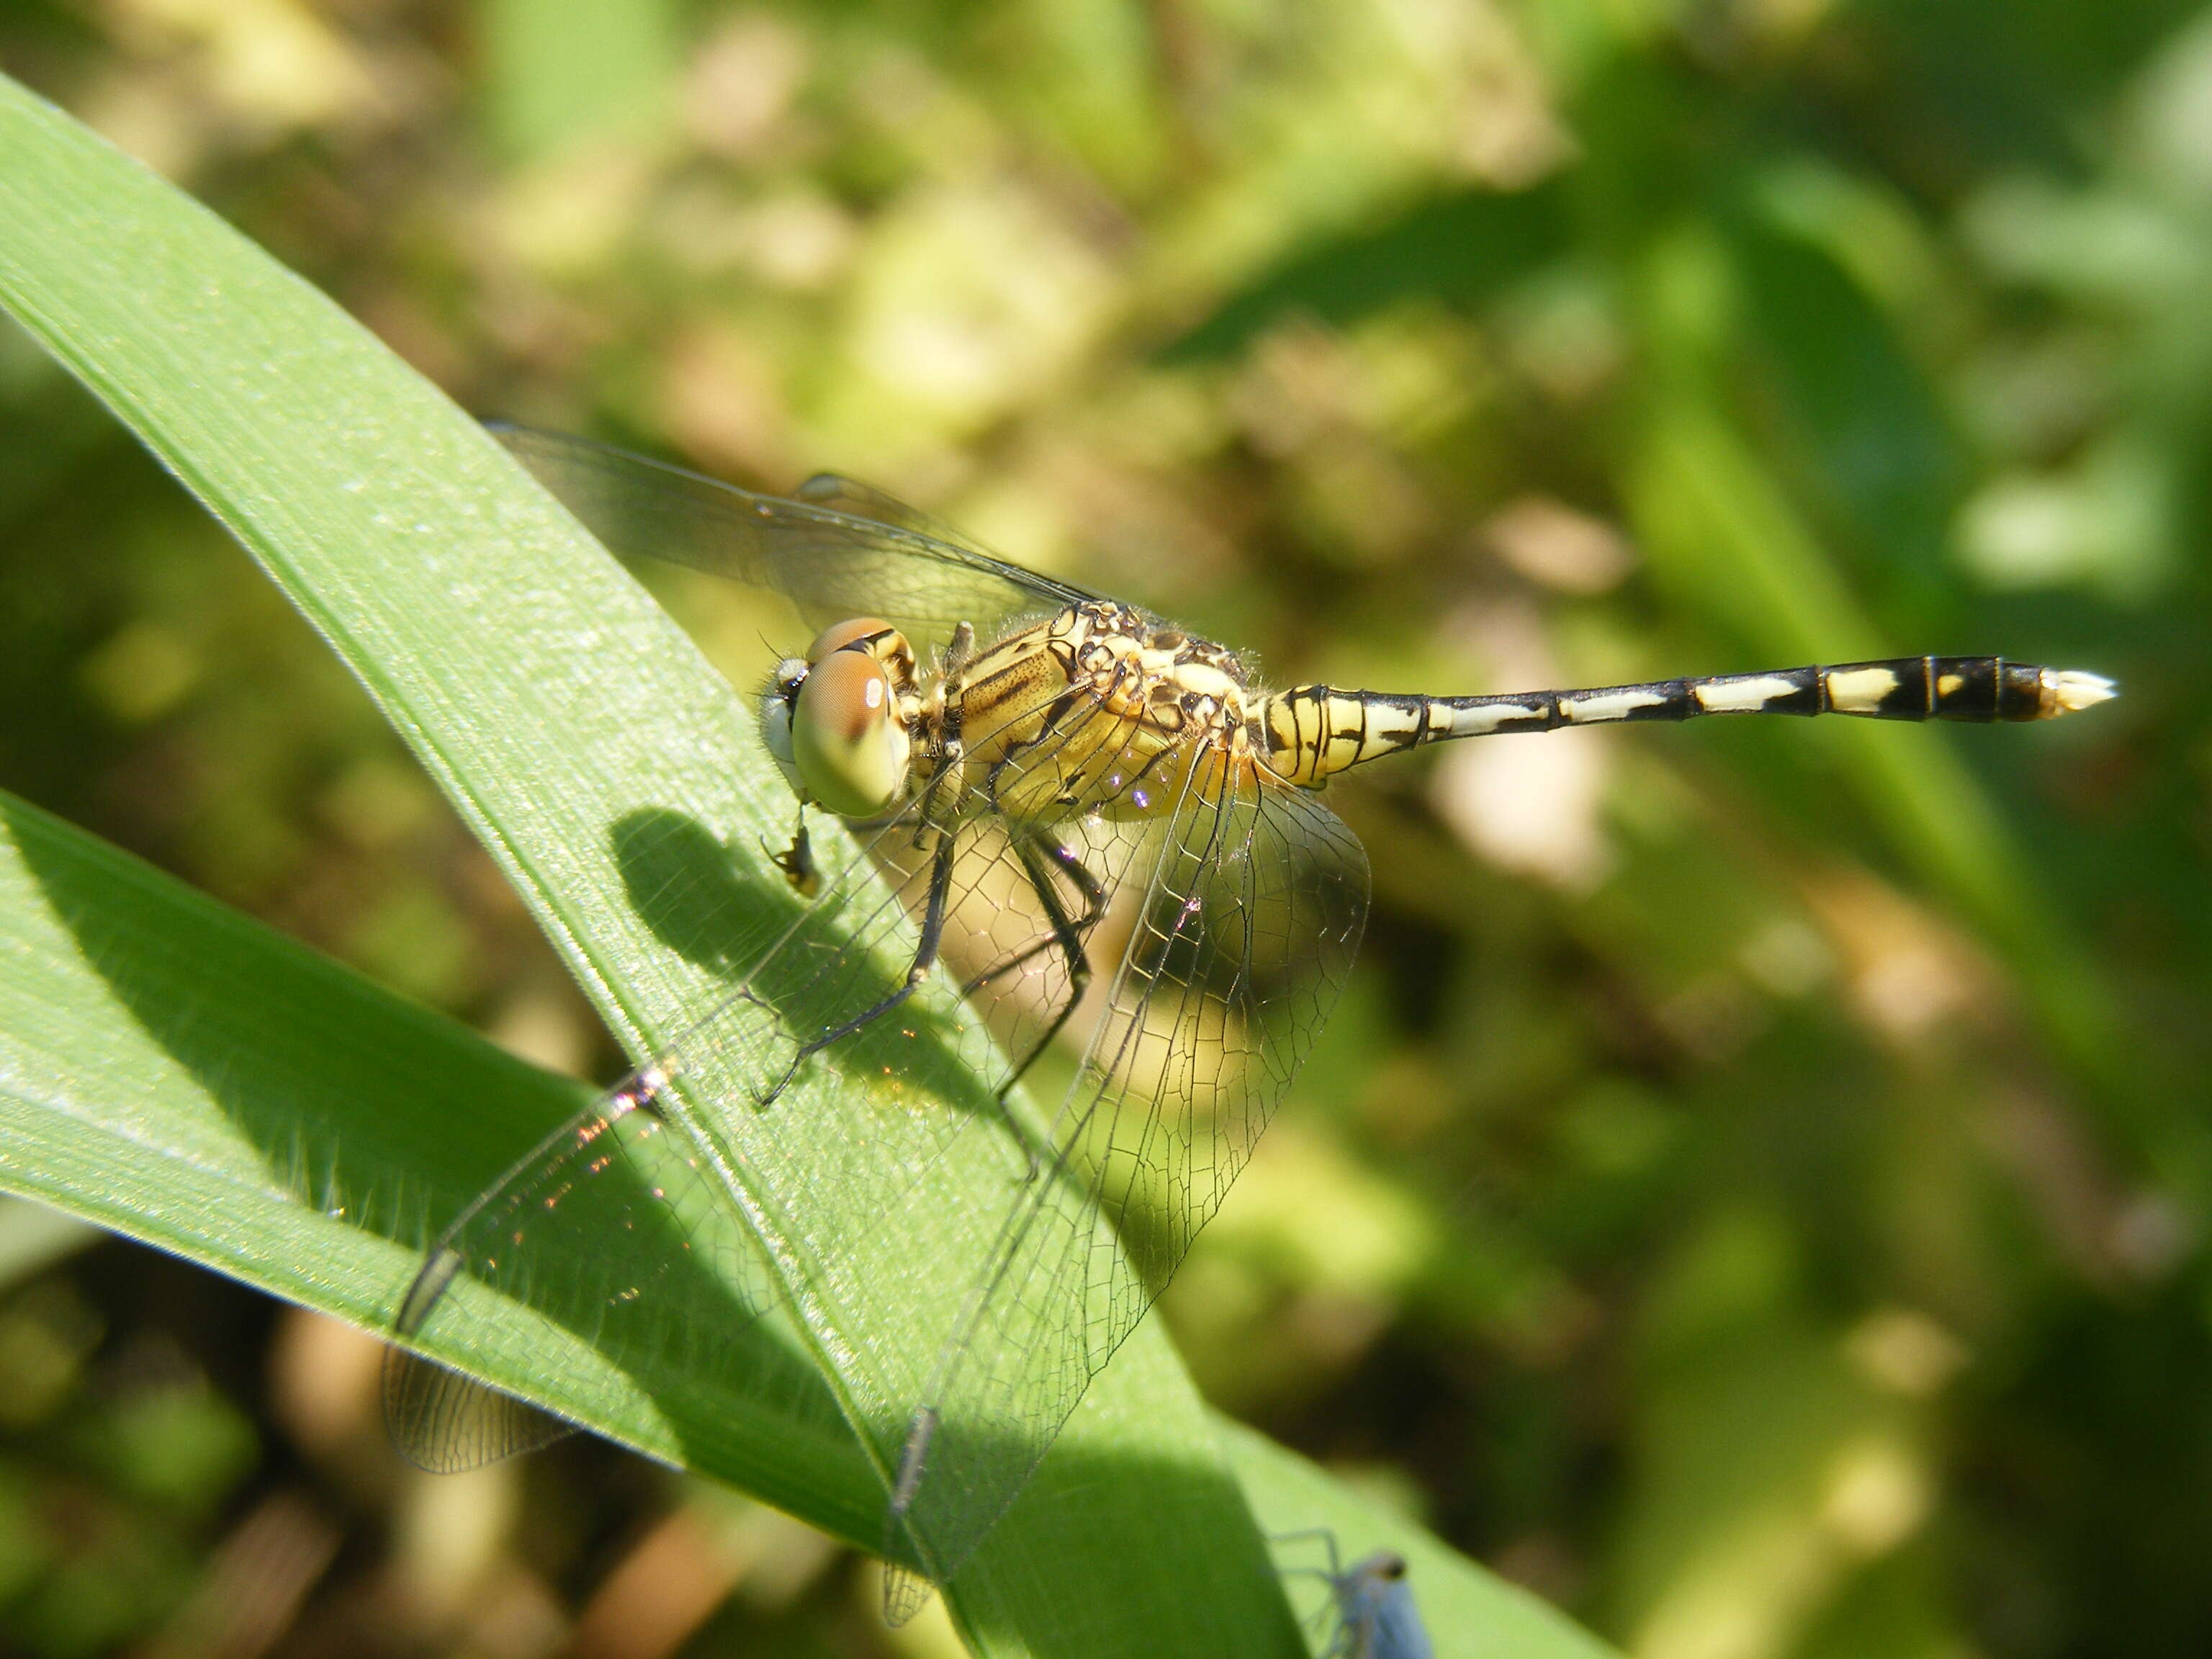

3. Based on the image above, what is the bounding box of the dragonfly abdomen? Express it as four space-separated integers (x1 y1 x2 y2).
1261 657 2116 785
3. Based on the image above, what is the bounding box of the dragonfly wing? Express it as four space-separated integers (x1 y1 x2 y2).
795 472 992 551
889 767 1370 1581
383 1354 570 1472
493 425 1098 662
382 1082 783 1472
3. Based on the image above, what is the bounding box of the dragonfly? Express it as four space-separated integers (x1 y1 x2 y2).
382 424 2116 1606
1274 1532 1434 1659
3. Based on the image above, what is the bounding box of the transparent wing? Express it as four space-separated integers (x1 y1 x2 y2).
493 425 1099 662
382 662 1159 1482
793 472 992 550
888 766 1370 1581
383 1083 767 1471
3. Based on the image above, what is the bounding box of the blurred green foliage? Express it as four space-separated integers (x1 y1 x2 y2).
0 0 2201 1655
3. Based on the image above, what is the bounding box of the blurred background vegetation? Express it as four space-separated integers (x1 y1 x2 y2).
0 0 2203 1654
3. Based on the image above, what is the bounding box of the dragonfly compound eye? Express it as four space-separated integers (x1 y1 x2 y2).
791 645 911 817
804 614 916 685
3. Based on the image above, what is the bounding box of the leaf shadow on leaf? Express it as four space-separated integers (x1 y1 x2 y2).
940 1424 1308 1657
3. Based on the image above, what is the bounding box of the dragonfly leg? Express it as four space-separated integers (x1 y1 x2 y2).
755 829 960 1108
957 834 1105 1174
940 620 976 675
908 750 964 853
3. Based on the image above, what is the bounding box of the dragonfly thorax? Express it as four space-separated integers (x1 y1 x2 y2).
1064 602 1252 727
938 600 1269 824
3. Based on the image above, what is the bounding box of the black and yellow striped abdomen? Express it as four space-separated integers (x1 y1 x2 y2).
1258 656 2116 787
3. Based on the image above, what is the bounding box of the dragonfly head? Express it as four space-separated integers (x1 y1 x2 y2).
759 617 916 819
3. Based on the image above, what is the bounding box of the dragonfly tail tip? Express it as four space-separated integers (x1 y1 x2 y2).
2043 668 2119 716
